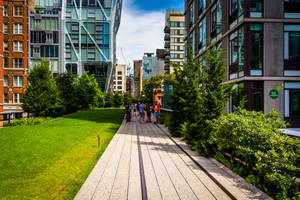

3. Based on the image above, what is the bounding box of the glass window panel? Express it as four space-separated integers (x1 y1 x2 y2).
290 32 300 59
290 90 300 117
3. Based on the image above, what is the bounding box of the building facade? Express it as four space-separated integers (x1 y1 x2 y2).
185 0 300 127
142 53 156 81
126 75 134 97
156 49 167 75
62 0 123 92
133 59 142 98
3 0 29 111
29 0 61 75
0 0 3 118
113 64 126 93
164 10 185 74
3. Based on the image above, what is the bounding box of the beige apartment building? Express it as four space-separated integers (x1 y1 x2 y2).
113 65 126 93
164 10 185 74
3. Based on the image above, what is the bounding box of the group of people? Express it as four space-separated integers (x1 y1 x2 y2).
125 102 160 124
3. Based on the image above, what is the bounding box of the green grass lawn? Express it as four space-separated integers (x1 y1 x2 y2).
0 108 124 200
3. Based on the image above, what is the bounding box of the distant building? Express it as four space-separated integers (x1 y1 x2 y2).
185 0 300 127
126 76 134 97
0 0 3 119
133 60 142 98
164 10 185 74
156 49 167 75
113 65 126 93
142 53 156 81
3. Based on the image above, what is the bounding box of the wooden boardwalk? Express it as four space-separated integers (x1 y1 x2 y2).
75 116 271 200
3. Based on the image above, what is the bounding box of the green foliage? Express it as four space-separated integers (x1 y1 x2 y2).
104 92 114 107
97 90 105 108
112 92 124 107
143 74 174 104
123 93 134 105
159 111 171 128
22 62 64 117
75 73 101 109
55 72 78 113
213 109 300 199
10 117 52 126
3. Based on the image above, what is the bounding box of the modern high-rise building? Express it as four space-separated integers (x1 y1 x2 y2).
62 0 123 92
29 0 61 75
113 64 126 93
156 49 167 75
133 59 142 98
185 0 300 127
164 10 185 74
142 53 156 81
4 0 29 111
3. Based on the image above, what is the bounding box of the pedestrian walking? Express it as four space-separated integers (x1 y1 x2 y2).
153 101 160 124
145 103 152 123
125 104 131 122
139 102 145 123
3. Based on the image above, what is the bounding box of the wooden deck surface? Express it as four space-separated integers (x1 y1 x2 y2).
74 116 271 200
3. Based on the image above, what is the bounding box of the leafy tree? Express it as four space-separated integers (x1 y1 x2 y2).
75 73 100 109
104 92 114 107
22 61 64 117
123 93 134 105
55 72 77 114
113 92 124 107
143 74 173 104
97 90 105 108
169 47 202 137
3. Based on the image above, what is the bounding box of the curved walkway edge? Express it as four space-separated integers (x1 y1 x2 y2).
74 116 271 200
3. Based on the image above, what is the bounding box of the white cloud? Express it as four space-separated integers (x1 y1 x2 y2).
116 0 165 73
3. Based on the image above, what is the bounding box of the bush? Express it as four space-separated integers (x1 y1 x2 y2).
10 117 52 126
112 92 123 107
213 109 300 199
159 111 171 128
104 92 114 107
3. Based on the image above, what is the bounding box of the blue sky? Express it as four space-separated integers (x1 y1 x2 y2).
130 0 184 12
116 0 184 71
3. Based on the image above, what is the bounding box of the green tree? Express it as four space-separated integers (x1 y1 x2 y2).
123 93 133 105
143 74 173 104
22 61 64 117
75 73 100 109
97 90 105 108
113 92 124 107
55 72 77 114
104 92 114 107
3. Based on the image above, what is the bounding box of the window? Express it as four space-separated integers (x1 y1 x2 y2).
47 34 52 41
4 76 8 87
13 24 23 34
211 1 222 38
14 6 24 17
88 51 95 60
117 81 122 85
96 24 104 33
230 27 244 71
88 9 96 19
250 1 263 18
117 71 122 75
4 6 8 16
231 83 244 112
4 58 8 68
71 24 79 32
199 0 206 15
249 24 263 70
66 63 78 75
4 41 8 51
284 25 300 60
14 93 21 104
13 41 23 52
4 24 8 34
118 76 122 80
14 58 23 68
199 17 206 49
290 90 300 117
230 0 243 16
118 86 122 90
13 76 23 87
4 94 8 103
189 3 194 26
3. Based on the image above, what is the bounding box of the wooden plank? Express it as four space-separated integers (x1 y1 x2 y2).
150 124 217 200
109 122 133 200
138 121 162 200
91 122 128 200
139 123 180 200
74 120 126 200
145 124 198 200
127 118 143 200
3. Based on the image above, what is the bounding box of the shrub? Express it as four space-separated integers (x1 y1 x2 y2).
213 109 300 199
112 92 123 107
159 111 171 128
10 117 52 126
104 92 114 107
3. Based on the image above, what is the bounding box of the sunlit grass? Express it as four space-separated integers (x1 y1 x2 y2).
0 108 124 199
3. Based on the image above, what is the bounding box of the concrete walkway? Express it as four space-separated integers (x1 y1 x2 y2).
74 116 270 200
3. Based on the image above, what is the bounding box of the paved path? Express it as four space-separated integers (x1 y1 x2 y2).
75 115 270 200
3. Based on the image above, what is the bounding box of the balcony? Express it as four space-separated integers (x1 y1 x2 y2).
164 34 170 41
164 42 170 48
164 25 170 33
